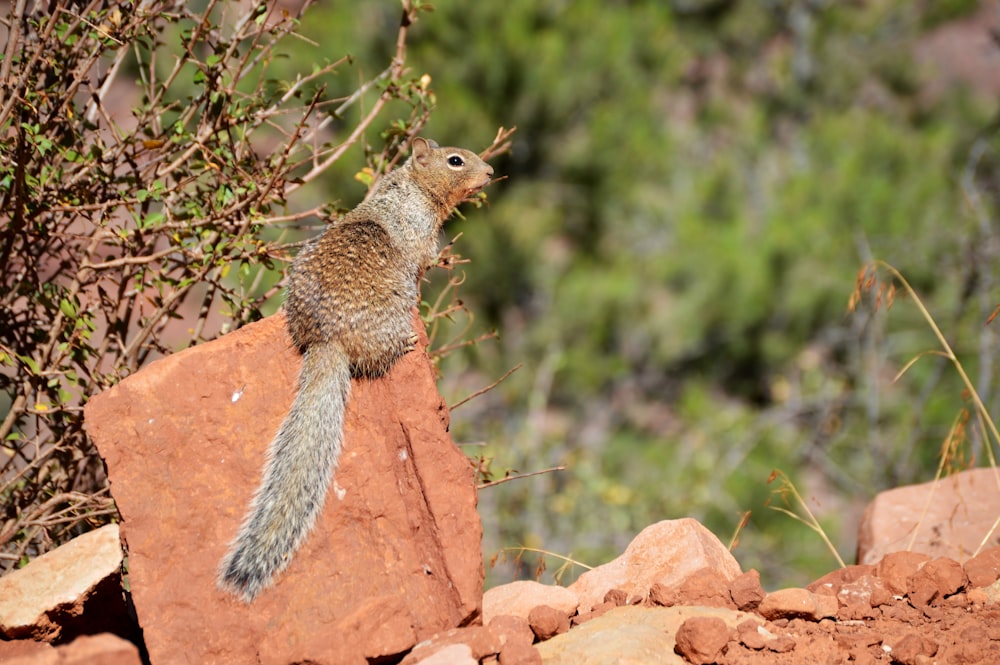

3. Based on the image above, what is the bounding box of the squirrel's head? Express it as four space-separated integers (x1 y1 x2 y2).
409 137 495 212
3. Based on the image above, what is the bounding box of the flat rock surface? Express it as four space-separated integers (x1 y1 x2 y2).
536 605 759 665
84 312 482 665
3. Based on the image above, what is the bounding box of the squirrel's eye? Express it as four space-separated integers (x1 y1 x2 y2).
447 155 465 168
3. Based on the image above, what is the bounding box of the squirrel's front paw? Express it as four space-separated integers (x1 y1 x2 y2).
403 333 419 354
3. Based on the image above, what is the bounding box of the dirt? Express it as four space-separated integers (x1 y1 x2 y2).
664 549 1000 665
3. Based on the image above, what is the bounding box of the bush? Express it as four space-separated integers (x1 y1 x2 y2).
0 0 442 571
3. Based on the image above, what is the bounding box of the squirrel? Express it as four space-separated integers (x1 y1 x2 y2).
218 137 494 602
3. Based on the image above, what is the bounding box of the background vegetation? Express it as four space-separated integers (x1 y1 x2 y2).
4 0 1000 589
299 0 1000 587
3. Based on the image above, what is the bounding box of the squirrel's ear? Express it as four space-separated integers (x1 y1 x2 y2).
411 137 433 167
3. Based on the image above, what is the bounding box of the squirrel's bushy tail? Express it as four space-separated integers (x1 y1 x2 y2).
218 342 350 602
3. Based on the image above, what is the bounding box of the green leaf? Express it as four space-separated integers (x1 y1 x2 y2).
17 355 40 375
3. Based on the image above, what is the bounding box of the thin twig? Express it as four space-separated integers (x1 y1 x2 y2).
479 466 567 490
450 363 522 411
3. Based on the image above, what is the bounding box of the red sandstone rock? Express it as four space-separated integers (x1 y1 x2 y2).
877 551 931 595
0 633 141 665
603 588 628 606
527 604 570 641
729 569 766 611
964 546 1000 587
400 626 501 664
906 557 968 606
674 616 730 665
677 567 736 609
482 580 579 623
857 468 1000 564
0 525 132 643
807 564 893 618
888 632 938 665
567 519 742 614
736 619 767 650
647 582 679 607
488 615 534 651
498 642 543 665
406 644 477 665
570 600 617 626
758 587 838 621
807 564 876 596
84 313 482 665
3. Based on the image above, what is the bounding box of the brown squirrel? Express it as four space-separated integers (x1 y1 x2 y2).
218 138 494 602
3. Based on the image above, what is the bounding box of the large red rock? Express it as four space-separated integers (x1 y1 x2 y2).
856 468 1000 565
567 519 742 614
84 312 482 665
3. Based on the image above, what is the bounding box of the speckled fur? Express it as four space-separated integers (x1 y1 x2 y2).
218 139 493 602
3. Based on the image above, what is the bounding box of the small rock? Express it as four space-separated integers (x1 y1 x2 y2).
836 574 892 614
889 632 938 665
906 557 968 606
568 519 742 614
527 604 570 641
850 646 878 665
488 615 534 650
0 524 129 643
677 567 736 609
807 564 876 597
603 589 628 606
765 635 796 653
400 626 501 665
877 551 931 595
570 600 615 626
647 582 680 607
674 616 730 665
483 581 579 624
408 643 476 665
964 546 1000 588
758 588 838 621
736 619 767 650
729 569 765 611
499 642 542 665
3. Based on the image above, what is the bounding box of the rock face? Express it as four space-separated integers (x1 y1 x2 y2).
857 467 1000 564
84 312 482 665
568 519 743 613
0 524 131 643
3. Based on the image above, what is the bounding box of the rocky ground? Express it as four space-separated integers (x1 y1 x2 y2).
2 517 1000 664
0 315 999 664
472 518 1000 665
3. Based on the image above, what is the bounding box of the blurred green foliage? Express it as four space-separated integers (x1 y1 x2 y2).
270 1 999 587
